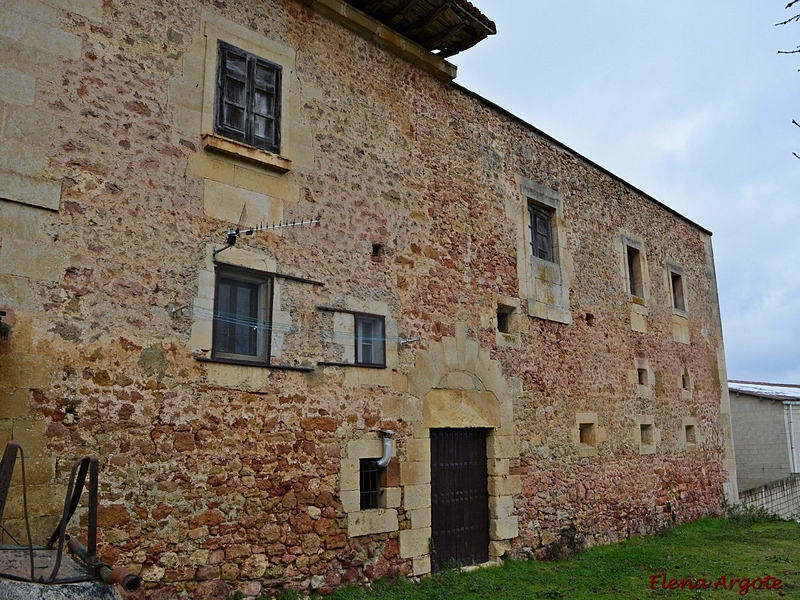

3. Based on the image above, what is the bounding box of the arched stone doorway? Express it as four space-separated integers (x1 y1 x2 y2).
396 323 521 575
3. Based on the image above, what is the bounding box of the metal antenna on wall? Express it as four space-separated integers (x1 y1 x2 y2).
213 205 321 258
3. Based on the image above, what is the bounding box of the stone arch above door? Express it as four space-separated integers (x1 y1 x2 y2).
395 322 521 575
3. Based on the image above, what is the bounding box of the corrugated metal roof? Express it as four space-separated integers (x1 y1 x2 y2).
345 0 496 57
728 380 800 401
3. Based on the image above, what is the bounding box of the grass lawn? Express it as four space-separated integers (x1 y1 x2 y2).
326 513 800 599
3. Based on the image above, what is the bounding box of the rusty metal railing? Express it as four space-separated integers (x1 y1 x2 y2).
0 441 141 592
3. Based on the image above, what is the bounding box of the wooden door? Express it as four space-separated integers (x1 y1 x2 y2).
430 428 489 571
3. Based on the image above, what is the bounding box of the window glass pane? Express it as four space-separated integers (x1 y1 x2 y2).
225 53 247 80
254 64 276 90
356 316 385 365
223 103 245 132
253 89 274 117
253 116 274 142
214 274 267 360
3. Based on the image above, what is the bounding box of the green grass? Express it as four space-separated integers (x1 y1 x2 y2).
326 514 800 599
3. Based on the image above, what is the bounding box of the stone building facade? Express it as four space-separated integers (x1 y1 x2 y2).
0 0 736 596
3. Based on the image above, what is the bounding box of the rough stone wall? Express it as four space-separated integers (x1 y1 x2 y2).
0 0 735 597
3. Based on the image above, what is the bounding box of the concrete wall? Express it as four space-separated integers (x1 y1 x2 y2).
739 474 800 519
730 393 792 491
0 0 735 596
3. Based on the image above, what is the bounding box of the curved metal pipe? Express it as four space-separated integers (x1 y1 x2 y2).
374 429 395 469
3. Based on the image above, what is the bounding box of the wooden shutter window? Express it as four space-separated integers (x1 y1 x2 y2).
528 203 553 262
216 41 281 154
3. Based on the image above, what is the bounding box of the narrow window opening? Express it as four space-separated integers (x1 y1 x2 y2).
640 423 655 447
626 246 643 298
496 304 516 334
685 424 696 445
359 459 382 510
682 372 690 391
671 271 685 311
528 203 554 262
637 368 648 386
371 244 384 260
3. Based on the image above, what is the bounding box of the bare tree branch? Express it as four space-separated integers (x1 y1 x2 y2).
788 0 800 8
776 14 800 26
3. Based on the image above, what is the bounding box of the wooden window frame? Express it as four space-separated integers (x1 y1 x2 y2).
528 203 554 262
211 265 273 365
215 41 282 154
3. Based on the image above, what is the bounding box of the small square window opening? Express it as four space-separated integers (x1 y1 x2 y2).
685 424 696 445
671 271 685 311
355 314 386 366
496 304 516 334
359 459 382 510
528 203 554 262
626 246 644 299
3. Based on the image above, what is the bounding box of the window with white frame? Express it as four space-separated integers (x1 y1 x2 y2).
355 314 386 366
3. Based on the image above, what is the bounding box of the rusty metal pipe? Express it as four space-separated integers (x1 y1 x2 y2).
66 536 142 593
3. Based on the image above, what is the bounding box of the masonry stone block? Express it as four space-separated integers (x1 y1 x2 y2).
423 389 499 429
0 388 29 419
489 495 514 519
405 438 430 463
0 170 61 211
0 66 35 106
412 554 431 576
403 484 431 511
347 509 397 537
384 487 401 508
487 435 517 459
400 461 430 486
399 527 430 559
339 458 359 492
488 475 521 497
489 516 518 540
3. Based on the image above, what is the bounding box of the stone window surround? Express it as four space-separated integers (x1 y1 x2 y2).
680 369 693 400
341 437 401 538
619 233 650 333
200 16 296 173
315 304 395 371
666 261 688 315
494 293 521 349
666 261 690 345
680 416 701 451
635 415 659 455
630 358 653 398
574 412 607 458
189 246 318 379
513 177 572 325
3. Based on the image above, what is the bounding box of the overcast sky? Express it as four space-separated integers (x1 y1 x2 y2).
450 1 800 384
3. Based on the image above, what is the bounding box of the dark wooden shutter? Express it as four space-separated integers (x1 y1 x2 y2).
430 428 489 572
216 42 281 153
528 204 553 262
